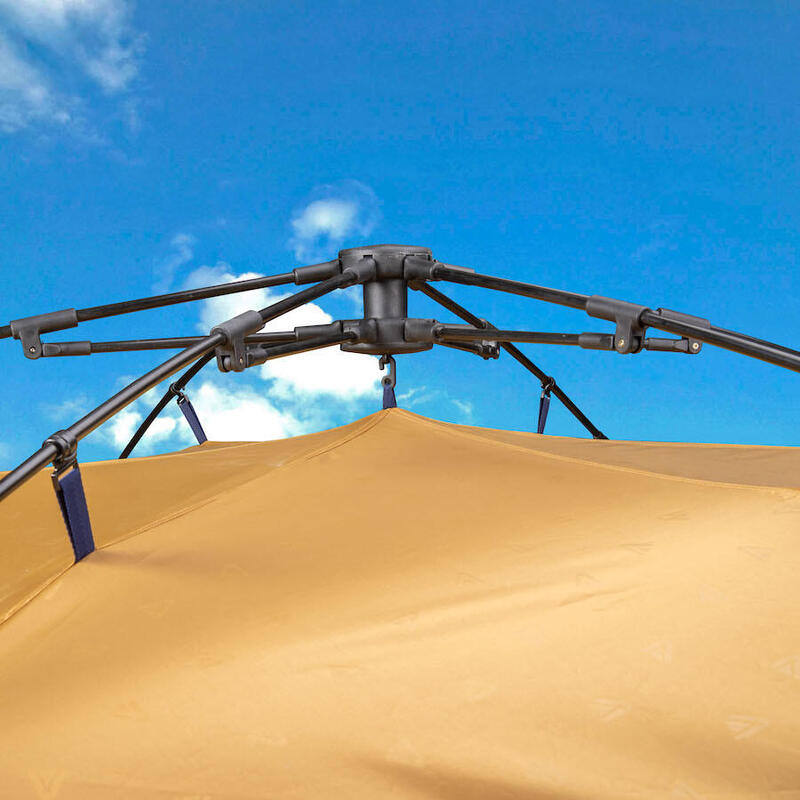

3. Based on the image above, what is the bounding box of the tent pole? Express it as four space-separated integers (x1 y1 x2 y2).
430 265 800 372
413 282 607 440
119 353 216 459
0 273 357 503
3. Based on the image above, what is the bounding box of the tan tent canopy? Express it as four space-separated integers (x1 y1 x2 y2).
1 409 799 797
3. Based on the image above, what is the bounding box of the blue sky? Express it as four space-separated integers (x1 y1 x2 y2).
1 0 799 466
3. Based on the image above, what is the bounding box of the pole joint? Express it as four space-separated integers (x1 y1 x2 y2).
10 308 79 360
43 429 79 474
585 296 650 354
211 310 265 373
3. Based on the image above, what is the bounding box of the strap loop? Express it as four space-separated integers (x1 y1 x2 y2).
537 377 555 434
379 355 398 409
174 388 207 444
51 459 95 562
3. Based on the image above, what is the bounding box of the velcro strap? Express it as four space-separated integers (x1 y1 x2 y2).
382 384 397 409
177 395 207 444
53 465 95 562
537 392 551 435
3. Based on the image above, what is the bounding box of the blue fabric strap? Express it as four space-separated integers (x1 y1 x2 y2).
383 384 397 409
177 394 207 444
53 465 95 562
537 390 551 434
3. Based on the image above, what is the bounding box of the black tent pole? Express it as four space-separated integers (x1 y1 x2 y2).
0 336 222 501
413 282 607 439
430 264 800 372
0 271 358 502
39 332 297 357
0 268 319 340
118 353 216 459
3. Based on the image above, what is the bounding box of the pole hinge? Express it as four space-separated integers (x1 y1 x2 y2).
10 309 79 359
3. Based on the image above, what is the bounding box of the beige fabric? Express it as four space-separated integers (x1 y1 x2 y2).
0 409 798 798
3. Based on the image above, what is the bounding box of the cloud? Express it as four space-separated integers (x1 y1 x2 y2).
289 180 381 262
0 0 143 135
40 393 91 421
99 377 307 453
0 31 72 132
94 191 386 455
263 347 379 400
396 386 475 424
101 384 187 453
451 398 474 423
154 232 196 291
189 381 304 441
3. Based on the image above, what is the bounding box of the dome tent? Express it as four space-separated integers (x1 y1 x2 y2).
1 408 800 797
2 243 800 797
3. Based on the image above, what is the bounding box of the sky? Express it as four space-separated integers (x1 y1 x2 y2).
1 0 799 467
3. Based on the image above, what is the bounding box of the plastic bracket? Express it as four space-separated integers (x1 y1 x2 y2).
211 310 264 373
585 296 650 354
10 308 79 360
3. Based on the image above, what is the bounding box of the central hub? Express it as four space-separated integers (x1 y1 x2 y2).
339 244 434 355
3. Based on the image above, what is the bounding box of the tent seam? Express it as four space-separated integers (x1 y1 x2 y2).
399 410 800 496
0 412 389 629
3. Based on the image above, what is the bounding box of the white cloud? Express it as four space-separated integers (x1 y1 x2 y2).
0 0 142 135
106 406 141 448
96 189 386 455
104 396 186 453
190 381 303 441
289 180 380 262
451 398 474 423
101 378 305 452
41 393 91 421
154 232 196 291
263 347 379 400
0 31 71 132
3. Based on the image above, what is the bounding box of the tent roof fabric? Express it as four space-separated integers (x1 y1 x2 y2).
1 408 799 798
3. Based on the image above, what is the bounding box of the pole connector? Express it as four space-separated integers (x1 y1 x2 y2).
379 354 396 388
650 308 709 354
10 308 79 360
585 296 650 354
211 310 265 373
44 429 79 475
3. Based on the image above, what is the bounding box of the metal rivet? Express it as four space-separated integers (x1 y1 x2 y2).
29 346 36 353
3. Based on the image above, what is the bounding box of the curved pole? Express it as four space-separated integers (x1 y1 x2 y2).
638 309 800 372
120 329 358 458
413 282 607 439
432 264 589 310
0 337 223 501
119 353 215 459
0 268 319 340
431 264 800 373
0 273 355 502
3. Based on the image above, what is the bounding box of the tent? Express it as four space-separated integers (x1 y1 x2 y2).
1 408 799 798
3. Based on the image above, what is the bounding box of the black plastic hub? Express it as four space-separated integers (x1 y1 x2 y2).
339 244 434 355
